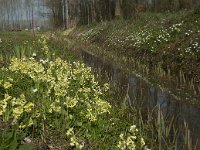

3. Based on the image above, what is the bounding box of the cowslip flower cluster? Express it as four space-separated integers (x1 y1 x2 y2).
66 128 84 149
0 93 34 125
38 35 49 55
0 53 111 149
8 56 111 121
117 125 145 150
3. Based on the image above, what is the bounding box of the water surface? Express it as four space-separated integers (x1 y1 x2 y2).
81 50 200 148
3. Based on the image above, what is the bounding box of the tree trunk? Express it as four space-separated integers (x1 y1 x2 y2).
115 0 121 17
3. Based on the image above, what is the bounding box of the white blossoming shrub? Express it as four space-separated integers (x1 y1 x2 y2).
117 125 145 150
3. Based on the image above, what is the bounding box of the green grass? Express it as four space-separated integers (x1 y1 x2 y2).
60 10 200 149
67 10 200 105
0 32 147 150
0 31 196 150
71 10 200 54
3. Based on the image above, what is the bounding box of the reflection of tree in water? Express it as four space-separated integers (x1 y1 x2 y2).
148 86 157 108
111 67 129 104
128 77 137 107
156 90 169 116
111 67 118 88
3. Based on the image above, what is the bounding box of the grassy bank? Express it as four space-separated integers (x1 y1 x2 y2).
0 31 197 149
0 32 149 149
67 10 200 105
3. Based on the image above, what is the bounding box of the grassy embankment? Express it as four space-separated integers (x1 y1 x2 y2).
0 29 196 150
0 32 149 150
67 9 200 105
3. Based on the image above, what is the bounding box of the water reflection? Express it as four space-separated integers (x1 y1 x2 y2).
81 51 200 146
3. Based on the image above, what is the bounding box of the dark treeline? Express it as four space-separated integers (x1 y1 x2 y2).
48 0 200 28
0 0 199 30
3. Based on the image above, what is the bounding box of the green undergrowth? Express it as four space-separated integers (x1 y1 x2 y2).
71 10 200 54
0 33 147 149
59 10 200 149
0 32 196 149
67 10 200 104
0 32 75 65
68 10 200 73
